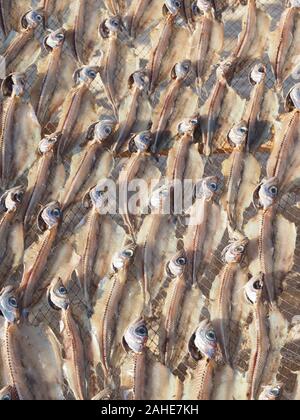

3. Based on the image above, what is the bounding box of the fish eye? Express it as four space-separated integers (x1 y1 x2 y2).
205 330 216 342
96 189 105 198
1 395 11 400
270 387 280 397
56 33 64 40
36 14 43 22
52 208 61 218
122 249 134 258
269 186 278 196
58 286 67 295
14 192 23 203
176 257 187 266
104 126 112 135
236 245 244 253
136 325 148 336
88 70 97 79
240 127 247 133
210 182 217 191
253 280 263 290
174 0 181 7
8 297 18 308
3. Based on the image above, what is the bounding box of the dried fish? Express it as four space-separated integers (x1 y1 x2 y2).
147 1 181 94
73 0 86 64
0 286 33 400
113 70 149 154
245 63 266 151
202 59 234 156
152 60 192 153
24 135 58 227
56 66 99 158
122 318 148 400
267 84 300 187
77 182 111 311
244 274 270 400
119 131 152 240
225 121 248 228
0 0 9 38
211 236 248 364
185 176 219 285
125 0 152 38
62 119 116 211
162 249 187 364
270 0 300 88
36 29 66 126
258 384 283 401
48 277 87 400
188 319 218 400
18 201 62 312
253 177 279 304
99 15 123 119
166 117 198 184
231 0 257 64
0 73 25 187
141 184 170 310
2 10 43 72
96 244 135 379
0 185 24 265
193 0 215 87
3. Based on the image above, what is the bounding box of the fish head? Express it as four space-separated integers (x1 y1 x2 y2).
196 0 213 13
171 60 192 80
73 66 99 85
216 58 234 79
222 237 248 264
249 63 266 85
253 177 279 210
164 0 182 15
166 249 187 278
129 70 149 91
228 121 248 148
112 245 135 272
21 9 44 29
286 83 300 111
244 273 264 305
48 277 69 311
0 185 25 213
44 28 65 51
150 184 170 210
1 73 26 97
188 319 217 360
99 15 122 38
88 181 110 212
0 386 15 400
37 201 62 232
196 176 218 200
259 384 283 400
122 318 148 354
129 131 153 153
177 117 199 135
91 119 117 142
0 286 19 323
39 134 59 154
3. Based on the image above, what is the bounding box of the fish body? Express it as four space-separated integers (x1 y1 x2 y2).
61 308 87 400
272 6 297 88
126 0 151 38
73 0 86 63
231 0 257 62
193 358 214 400
247 296 269 400
194 11 213 87
226 148 244 228
37 32 65 125
148 13 175 94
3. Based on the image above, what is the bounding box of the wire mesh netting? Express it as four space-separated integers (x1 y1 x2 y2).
0 0 300 400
